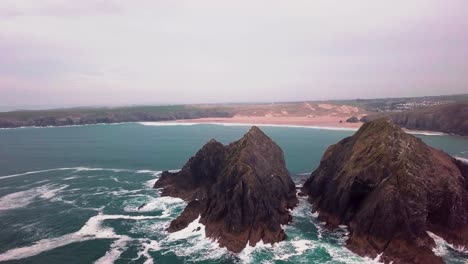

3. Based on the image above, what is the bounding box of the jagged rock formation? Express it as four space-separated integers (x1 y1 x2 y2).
154 126 298 252
361 103 468 136
302 119 468 264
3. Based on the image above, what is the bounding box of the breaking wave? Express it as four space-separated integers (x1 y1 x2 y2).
0 214 165 262
0 184 68 210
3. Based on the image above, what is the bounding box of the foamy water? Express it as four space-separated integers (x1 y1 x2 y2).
0 122 466 263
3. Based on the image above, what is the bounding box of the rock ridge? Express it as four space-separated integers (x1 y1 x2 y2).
154 126 298 252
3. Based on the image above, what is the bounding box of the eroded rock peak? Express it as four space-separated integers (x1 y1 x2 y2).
154 126 298 252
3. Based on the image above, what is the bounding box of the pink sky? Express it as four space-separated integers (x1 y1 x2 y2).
1 0 467 109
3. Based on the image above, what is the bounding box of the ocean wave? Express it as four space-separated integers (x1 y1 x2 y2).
164 215 230 262
136 170 162 176
130 239 161 264
0 167 133 180
0 213 165 262
145 179 158 189
0 168 78 180
454 156 468 164
62 175 80 181
0 122 129 130
406 130 446 136
273 240 316 261
0 184 68 210
139 122 201 126
427 231 468 256
123 195 185 216
95 236 131 264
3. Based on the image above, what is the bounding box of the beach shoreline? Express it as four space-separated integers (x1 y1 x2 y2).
171 116 362 129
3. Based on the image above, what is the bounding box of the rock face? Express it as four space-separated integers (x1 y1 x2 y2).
154 126 298 252
362 103 468 136
302 119 468 263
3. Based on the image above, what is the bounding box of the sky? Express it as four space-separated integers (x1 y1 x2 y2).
1 0 468 109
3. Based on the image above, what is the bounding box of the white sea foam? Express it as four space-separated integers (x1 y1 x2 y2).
39 185 68 199
406 130 446 136
0 122 129 130
168 215 204 241
0 168 77 180
273 240 316 260
136 170 162 176
0 184 68 210
94 236 131 264
164 215 229 261
427 231 468 256
145 179 158 189
139 122 200 126
0 213 164 262
63 175 80 181
124 195 185 216
132 239 160 264
0 167 132 180
454 156 468 164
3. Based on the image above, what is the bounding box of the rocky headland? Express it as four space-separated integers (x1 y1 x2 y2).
361 103 468 136
154 126 298 252
302 119 468 263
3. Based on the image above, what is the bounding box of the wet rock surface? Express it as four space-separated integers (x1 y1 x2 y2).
302 119 468 263
154 126 298 252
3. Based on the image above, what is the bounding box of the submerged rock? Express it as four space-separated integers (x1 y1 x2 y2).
302 118 468 264
154 126 298 252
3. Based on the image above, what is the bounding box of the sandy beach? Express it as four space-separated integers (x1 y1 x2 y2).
172 115 363 129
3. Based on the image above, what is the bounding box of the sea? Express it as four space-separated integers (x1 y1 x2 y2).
0 122 467 264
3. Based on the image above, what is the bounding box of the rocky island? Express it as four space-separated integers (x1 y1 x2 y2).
302 119 468 263
154 126 298 252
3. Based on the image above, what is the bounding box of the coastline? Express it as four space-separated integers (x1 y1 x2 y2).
171 116 362 129
0 116 452 136
144 116 449 136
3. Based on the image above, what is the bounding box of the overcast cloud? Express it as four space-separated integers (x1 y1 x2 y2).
1 0 467 109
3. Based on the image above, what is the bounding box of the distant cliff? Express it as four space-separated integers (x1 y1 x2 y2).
154 126 298 252
302 119 468 263
0 105 233 128
361 103 468 136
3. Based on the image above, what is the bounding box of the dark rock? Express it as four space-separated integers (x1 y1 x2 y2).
359 115 370 123
346 116 360 123
154 126 298 252
137 203 147 210
362 103 468 136
302 118 468 264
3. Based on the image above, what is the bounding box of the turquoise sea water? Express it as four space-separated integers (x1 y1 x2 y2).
0 123 467 263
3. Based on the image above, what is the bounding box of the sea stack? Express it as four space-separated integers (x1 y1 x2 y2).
302 119 468 264
154 126 298 252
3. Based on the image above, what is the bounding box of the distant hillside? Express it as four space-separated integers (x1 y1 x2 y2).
362 103 468 136
0 105 232 128
329 93 468 112
0 94 467 132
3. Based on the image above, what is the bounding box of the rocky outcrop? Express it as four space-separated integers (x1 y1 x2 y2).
346 116 359 123
302 119 468 263
154 126 298 252
362 103 468 136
